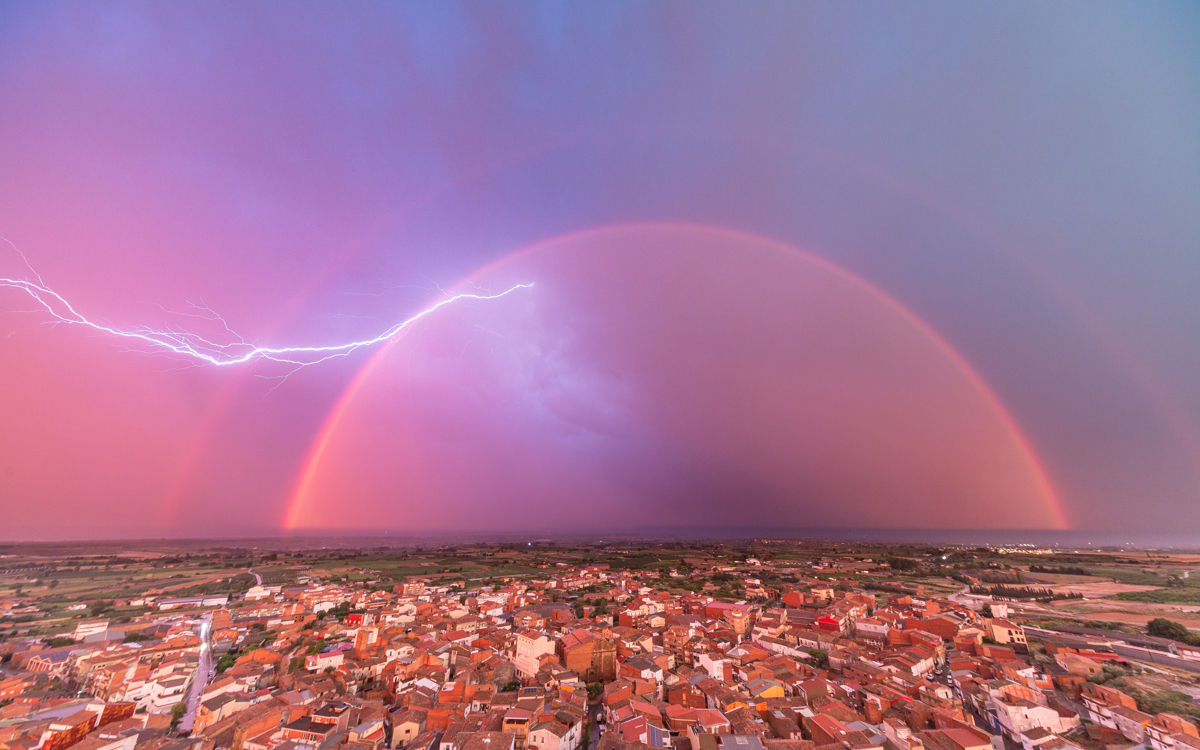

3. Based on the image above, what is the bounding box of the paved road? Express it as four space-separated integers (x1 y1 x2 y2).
177 564 258 733
588 695 605 747
177 613 214 735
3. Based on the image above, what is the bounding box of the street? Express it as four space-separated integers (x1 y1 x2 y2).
177 612 214 735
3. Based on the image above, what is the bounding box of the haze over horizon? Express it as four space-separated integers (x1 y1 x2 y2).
2 3 1199 540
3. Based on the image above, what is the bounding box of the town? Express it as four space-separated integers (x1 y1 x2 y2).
3 540 1200 750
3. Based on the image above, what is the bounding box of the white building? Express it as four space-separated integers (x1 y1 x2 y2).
73 619 110 641
514 631 556 679
990 696 1079 739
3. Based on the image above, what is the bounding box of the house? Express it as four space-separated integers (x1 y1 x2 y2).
854 619 889 643
693 735 769 750
692 709 732 736
742 680 783 700
528 720 577 750
39 710 101 750
1054 653 1102 677
988 621 1026 647
918 728 994 750
1080 684 1139 729
281 703 353 745
194 694 252 734
1146 714 1200 750
306 649 345 672
515 632 557 680
989 695 1079 739
0 675 37 701
392 709 428 748
1110 706 1155 744
620 657 665 696
503 707 536 749
350 718 388 749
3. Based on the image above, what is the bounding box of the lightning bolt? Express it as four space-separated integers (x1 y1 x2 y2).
0 263 532 372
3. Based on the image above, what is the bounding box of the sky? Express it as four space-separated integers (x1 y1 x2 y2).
0 2 1198 540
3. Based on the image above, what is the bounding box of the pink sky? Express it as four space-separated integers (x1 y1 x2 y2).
2 4 1198 537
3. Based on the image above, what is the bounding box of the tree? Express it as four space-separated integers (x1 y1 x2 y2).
170 700 187 728
502 679 521 692
885 556 920 572
215 653 237 674
981 604 993 618
1147 618 1198 645
1088 661 1131 685
807 648 830 668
